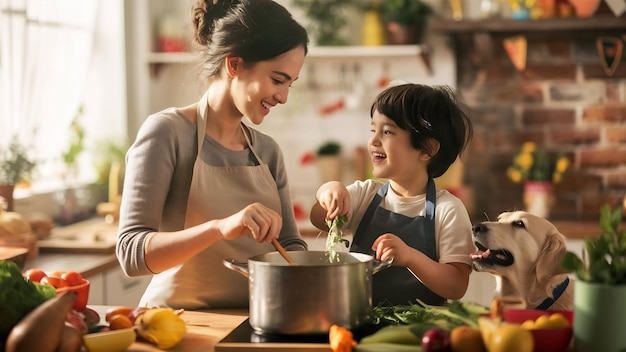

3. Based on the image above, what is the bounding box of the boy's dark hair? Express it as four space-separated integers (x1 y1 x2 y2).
192 0 309 79
370 83 473 178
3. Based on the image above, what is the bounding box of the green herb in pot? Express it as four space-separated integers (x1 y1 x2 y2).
326 215 349 263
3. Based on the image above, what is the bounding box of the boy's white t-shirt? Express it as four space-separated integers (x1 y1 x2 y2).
345 179 474 266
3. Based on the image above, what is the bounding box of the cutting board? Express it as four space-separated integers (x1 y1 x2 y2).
37 218 118 254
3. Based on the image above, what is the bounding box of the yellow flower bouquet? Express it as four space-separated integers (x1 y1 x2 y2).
507 142 569 184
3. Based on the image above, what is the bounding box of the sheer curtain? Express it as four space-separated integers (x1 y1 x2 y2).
0 0 97 190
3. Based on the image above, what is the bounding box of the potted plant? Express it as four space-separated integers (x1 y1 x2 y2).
562 204 626 352
0 136 37 211
316 141 343 183
379 0 433 44
292 0 355 46
61 106 86 181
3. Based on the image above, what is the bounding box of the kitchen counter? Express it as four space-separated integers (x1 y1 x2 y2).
90 306 250 352
24 252 119 277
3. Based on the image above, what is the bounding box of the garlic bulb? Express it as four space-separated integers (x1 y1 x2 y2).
0 207 31 236
134 308 186 349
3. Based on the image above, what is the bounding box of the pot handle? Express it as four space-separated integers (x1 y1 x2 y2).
372 257 393 275
223 259 249 278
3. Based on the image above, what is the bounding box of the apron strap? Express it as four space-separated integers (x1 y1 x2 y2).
196 92 209 155
425 177 436 220
353 182 387 236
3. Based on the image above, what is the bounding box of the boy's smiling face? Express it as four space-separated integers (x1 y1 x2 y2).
368 111 431 187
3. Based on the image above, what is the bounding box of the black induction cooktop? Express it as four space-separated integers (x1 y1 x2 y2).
215 318 383 351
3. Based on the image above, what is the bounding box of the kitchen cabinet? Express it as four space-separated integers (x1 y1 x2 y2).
102 265 151 306
83 266 150 307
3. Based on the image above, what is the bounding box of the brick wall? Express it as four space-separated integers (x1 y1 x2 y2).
454 30 626 221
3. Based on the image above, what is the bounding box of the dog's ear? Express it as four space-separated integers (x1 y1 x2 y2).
534 230 568 282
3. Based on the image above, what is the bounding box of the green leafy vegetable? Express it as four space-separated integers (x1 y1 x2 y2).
371 300 488 329
326 215 349 263
0 261 57 343
359 324 422 345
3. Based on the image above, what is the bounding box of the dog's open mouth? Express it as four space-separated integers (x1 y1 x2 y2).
471 242 514 267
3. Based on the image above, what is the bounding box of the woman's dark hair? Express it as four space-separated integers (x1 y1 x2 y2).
192 0 309 79
370 84 473 178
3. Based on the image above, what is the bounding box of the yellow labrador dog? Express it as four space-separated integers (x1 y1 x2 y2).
471 211 573 311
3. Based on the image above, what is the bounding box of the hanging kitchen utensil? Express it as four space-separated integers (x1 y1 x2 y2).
377 61 390 88
345 62 364 110
418 46 433 76
319 63 346 116
596 36 623 77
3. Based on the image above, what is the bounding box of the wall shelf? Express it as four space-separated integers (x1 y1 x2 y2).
308 45 423 59
145 45 425 64
432 17 626 34
433 16 626 72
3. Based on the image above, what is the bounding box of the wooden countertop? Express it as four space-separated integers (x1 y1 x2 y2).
91 306 249 352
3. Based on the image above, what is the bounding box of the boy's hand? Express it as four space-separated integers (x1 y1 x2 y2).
317 181 351 220
372 234 411 266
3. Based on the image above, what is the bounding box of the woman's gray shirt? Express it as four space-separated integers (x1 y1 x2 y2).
116 108 307 276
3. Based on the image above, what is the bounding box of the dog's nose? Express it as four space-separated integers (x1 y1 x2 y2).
472 223 488 234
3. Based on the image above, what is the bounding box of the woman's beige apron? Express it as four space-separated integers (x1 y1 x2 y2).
139 92 280 309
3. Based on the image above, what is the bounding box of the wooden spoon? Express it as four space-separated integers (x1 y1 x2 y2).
271 239 296 265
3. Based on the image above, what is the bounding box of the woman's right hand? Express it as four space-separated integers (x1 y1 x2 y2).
316 181 351 220
215 202 281 243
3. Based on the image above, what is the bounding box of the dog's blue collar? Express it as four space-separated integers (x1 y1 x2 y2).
535 277 570 310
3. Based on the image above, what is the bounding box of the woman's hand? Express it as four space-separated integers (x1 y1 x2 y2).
372 234 411 266
316 181 351 220
216 202 281 243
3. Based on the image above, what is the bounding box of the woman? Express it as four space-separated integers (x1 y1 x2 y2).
116 0 309 309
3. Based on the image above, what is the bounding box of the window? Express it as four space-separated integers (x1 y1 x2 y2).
0 0 127 198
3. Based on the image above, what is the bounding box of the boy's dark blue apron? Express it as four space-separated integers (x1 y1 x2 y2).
350 178 445 306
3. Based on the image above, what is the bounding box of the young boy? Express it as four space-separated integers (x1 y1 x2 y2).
310 83 475 306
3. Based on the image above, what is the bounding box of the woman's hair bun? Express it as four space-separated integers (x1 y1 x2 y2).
192 0 239 46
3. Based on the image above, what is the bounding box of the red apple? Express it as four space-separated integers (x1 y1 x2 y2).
421 328 451 352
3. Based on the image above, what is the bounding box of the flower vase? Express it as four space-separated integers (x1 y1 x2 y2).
523 181 554 218
317 155 343 184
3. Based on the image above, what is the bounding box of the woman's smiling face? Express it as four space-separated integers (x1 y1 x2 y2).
231 45 305 125
368 110 426 181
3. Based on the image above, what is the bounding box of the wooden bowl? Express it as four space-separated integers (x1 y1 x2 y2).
0 246 29 270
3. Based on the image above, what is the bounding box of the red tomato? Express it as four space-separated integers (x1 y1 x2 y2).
24 269 47 283
48 271 65 278
61 271 84 286
40 276 69 289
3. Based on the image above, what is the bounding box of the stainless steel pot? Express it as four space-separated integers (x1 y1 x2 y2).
223 251 391 335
